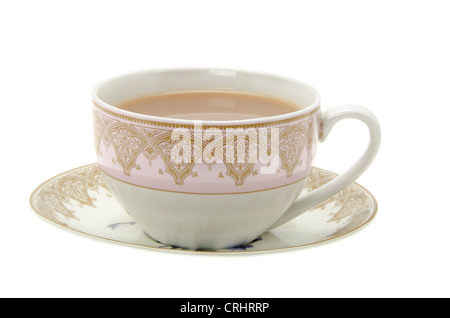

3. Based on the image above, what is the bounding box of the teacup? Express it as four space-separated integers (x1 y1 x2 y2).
92 68 381 250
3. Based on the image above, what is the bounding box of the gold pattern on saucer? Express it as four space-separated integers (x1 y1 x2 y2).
31 165 110 226
305 168 375 238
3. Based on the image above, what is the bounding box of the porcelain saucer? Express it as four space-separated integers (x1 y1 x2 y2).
30 164 377 254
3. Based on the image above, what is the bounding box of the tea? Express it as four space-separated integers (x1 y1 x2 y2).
116 90 301 121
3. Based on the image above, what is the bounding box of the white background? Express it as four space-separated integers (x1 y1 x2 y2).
1 0 449 298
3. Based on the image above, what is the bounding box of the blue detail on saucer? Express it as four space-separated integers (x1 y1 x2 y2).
157 245 194 251
107 222 136 230
227 237 263 251
157 237 263 252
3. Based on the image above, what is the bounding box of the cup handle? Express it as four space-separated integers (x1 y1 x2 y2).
269 104 381 229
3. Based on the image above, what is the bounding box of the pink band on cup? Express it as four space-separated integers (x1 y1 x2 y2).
94 103 320 194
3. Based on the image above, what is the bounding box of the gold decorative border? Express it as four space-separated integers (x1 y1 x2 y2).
29 164 110 226
93 102 321 129
94 105 321 187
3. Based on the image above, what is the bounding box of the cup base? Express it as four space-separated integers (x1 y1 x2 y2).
101 172 306 251
143 229 261 251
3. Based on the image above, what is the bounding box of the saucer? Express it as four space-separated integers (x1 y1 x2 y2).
30 164 377 254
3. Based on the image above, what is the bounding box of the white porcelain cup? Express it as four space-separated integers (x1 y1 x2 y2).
92 68 381 250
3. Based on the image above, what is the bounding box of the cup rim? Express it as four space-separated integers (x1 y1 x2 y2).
91 68 321 126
